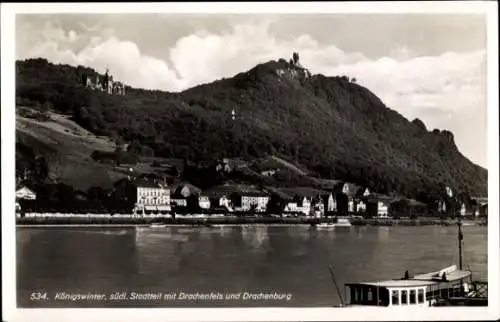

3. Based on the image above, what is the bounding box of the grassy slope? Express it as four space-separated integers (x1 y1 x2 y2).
16 107 126 190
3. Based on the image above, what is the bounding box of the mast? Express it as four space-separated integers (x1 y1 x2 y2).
457 203 464 270
448 185 463 270
328 265 345 306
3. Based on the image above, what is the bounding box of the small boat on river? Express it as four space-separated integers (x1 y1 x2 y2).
150 222 167 228
316 218 352 229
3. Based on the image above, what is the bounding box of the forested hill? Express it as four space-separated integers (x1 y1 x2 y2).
15 57 487 202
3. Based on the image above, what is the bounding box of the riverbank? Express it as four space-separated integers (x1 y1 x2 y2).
15 215 487 227
350 218 487 227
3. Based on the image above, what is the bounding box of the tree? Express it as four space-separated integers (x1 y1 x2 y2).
47 154 64 184
41 100 52 113
33 156 49 184
186 195 201 213
267 194 285 215
108 179 136 213
249 204 258 214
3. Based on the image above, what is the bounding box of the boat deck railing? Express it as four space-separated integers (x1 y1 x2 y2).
470 281 488 298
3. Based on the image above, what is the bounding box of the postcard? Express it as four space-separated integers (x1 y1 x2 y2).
1 2 498 322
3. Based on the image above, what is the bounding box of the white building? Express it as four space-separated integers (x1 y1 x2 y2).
348 199 355 213
170 183 201 209
198 196 211 210
313 200 325 218
234 193 270 212
261 169 277 176
219 196 233 211
284 197 311 216
134 178 170 215
327 193 337 212
438 200 447 213
377 201 389 218
171 198 187 207
16 186 36 200
460 203 466 216
356 200 367 212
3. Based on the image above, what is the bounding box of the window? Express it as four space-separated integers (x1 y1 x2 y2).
391 290 399 305
409 290 416 304
401 290 408 304
367 289 373 301
418 289 424 303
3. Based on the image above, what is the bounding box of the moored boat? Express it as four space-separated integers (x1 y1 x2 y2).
329 186 488 307
317 218 352 229
337 265 487 307
150 222 166 228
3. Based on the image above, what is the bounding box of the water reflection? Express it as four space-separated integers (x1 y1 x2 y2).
353 226 368 239
16 225 488 307
297 226 313 242
135 227 183 275
377 227 390 241
241 225 269 251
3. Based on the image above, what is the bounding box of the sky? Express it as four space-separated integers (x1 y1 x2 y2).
15 13 488 168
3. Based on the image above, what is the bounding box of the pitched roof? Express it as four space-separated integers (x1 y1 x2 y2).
344 183 362 197
74 190 88 200
201 184 265 198
404 198 427 207
361 193 399 203
313 178 342 190
16 181 36 191
264 186 294 201
16 185 35 193
171 182 202 196
134 177 164 188
471 197 488 206
332 181 346 192
355 187 371 197
277 186 329 198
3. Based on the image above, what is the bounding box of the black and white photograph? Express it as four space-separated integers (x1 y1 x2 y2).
1 2 499 322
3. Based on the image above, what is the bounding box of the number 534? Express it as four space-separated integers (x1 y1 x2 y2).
30 292 48 301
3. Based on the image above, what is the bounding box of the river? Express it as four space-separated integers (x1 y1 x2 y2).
16 225 487 307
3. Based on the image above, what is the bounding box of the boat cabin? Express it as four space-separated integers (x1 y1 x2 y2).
344 265 473 307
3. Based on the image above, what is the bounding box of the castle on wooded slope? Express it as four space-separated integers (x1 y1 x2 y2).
84 67 126 95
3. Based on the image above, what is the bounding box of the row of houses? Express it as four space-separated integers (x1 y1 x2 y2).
130 179 489 218
132 179 397 218
14 178 488 218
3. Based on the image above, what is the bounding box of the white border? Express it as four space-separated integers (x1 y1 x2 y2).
2 2 498 322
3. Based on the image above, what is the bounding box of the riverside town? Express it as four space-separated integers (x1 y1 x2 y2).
16 169 488 227
15 53 487 227
13 11 490 311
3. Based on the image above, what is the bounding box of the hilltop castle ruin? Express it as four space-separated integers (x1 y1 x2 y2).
276 52 312 80
84 67 126 96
